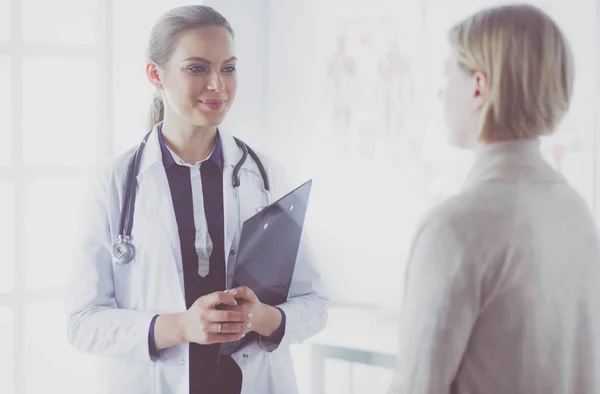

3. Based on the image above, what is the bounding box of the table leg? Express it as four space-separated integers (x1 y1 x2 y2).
310 345 325 394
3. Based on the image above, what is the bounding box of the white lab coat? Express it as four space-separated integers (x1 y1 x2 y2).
66 125 328 394
388 139 600 394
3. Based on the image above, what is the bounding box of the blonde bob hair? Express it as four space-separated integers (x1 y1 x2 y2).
448 4 574 142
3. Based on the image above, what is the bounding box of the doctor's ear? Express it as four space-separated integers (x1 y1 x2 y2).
146 62 164 90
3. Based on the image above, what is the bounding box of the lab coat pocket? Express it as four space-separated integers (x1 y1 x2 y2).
231 341 275 393
105 359 155 394
268 346 298 394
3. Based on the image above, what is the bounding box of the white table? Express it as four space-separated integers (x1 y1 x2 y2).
306 307 399 394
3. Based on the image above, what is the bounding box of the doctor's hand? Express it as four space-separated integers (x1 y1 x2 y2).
154 291 252 350
227 286 283 338
180 291 251 345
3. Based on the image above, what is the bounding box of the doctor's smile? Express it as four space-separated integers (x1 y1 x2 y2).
200 99 226 111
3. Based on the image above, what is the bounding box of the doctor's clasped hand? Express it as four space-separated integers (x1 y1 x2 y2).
154 286 283 350
226 286 284 338
154 290 249 349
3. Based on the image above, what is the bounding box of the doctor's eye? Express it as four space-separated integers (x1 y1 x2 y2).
188 65 208 73
221 65 236 73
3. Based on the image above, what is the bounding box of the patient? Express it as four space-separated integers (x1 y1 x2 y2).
388 4 600 394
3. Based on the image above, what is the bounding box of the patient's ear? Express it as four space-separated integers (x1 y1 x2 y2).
472 71 489 110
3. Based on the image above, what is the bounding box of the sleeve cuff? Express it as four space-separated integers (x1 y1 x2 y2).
259 307 286 351
148 314 160 361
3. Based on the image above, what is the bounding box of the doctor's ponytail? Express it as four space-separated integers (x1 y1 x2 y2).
147 92 164 130
145 5 234 130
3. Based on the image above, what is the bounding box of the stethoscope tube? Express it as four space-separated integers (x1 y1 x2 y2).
112 130 270 265
233 137 270 191
112 130 153 265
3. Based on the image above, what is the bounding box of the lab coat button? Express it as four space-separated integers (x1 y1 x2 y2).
243 353 249 359
230 249 236 256
178 359 185 365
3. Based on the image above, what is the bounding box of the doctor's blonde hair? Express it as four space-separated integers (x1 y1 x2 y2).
448 4 574 141
146 5 234 129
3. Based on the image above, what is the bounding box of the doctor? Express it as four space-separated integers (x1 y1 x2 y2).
66 5 327 394
388 4 600 394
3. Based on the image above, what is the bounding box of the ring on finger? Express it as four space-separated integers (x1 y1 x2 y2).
217 323 222 333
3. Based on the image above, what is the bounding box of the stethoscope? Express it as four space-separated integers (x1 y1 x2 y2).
111 129 271 265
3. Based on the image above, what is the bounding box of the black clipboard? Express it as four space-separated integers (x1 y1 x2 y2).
232 179 312 305
218 179 312 357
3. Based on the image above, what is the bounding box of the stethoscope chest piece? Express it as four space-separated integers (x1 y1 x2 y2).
112 235 135 265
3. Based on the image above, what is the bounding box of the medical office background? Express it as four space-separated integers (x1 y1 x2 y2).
0 0 598 393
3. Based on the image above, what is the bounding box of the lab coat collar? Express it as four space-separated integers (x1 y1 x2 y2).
138 123 227 175
134 125 184 299
464 138 566 188
137 123 164 177
219 128 255 172
134 124 255 175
